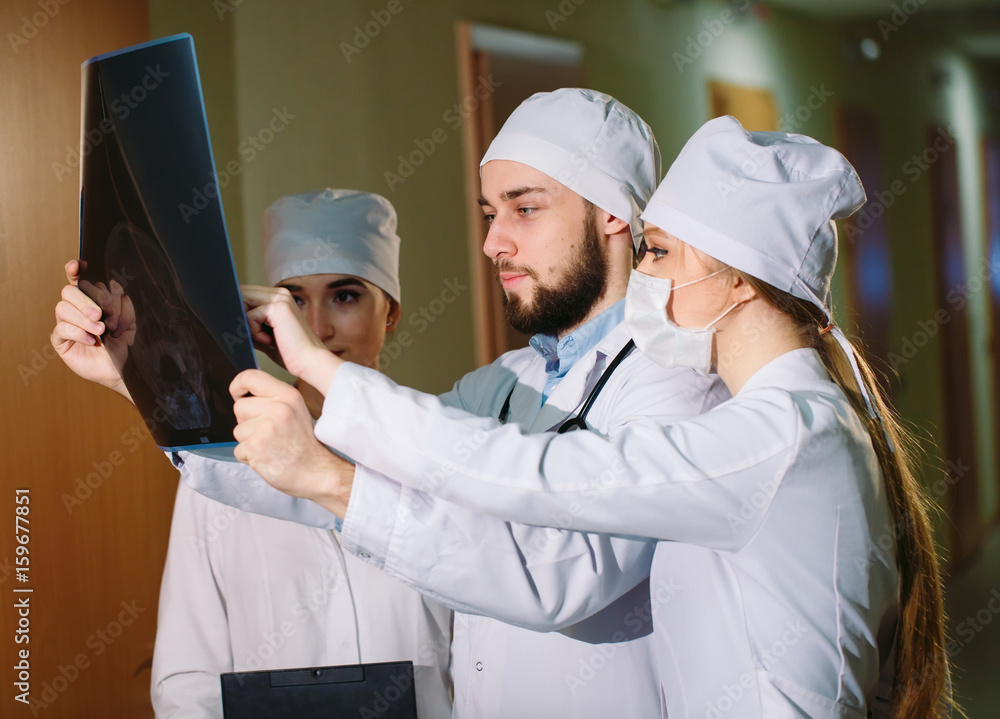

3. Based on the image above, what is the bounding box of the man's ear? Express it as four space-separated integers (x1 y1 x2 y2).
596 208 630 238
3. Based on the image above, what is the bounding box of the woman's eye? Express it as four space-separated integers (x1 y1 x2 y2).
638 239 668 262
292 295 306 307
332 291 360 304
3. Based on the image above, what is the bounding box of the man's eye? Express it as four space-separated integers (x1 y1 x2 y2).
517 207 536 217
483 213 496 224
292 295 306 307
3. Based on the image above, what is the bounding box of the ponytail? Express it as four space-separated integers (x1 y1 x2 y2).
738 273 958 719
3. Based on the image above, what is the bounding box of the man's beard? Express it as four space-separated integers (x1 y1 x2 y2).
499 205 608 336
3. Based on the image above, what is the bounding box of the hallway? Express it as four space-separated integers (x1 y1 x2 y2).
947 524 1000 718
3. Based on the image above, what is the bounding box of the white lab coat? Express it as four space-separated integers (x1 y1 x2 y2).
313 347 900 719
175 319 729 718
150 480 453 718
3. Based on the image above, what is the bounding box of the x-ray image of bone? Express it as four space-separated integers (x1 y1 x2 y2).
99 221 211 431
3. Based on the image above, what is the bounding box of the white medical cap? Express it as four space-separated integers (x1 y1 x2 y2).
262 189 401 303
641 115 866 315
480 88 661 248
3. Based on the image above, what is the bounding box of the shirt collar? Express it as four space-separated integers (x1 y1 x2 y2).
739 347 828 394
529 299 625 376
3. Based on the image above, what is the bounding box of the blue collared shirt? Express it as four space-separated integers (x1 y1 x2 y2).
528 299 625 406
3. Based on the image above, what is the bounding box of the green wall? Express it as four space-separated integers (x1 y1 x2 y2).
149 0 1000 550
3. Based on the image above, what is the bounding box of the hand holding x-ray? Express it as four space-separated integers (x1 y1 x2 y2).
78 277 136 371
228 368 354 516
51 260 133 400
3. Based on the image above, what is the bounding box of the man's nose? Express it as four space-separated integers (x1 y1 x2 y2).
482 215 516 261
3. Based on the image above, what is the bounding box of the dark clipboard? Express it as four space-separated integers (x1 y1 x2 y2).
221 661 418 719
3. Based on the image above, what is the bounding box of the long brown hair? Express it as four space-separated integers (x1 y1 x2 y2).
737 272 957 719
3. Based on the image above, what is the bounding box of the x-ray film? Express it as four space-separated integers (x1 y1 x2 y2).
78 34 257 450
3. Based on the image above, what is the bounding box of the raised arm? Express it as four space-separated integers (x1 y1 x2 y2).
317 363 796 548
340 463 656 632
329 358 722 632
172 450 345 529
178 365 657 632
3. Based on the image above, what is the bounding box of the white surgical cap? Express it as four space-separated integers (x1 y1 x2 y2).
262 189 401 303
640 115 866 316
481 88 661 248
642 117 891 429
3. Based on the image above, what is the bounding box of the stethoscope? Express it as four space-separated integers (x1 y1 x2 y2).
497 339 636 433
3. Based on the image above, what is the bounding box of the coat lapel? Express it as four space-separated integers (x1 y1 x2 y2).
523 321 632 433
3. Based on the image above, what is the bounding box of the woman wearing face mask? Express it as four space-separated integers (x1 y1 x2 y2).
233 119 954 718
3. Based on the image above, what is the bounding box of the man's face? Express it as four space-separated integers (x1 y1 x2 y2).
478 160 608 336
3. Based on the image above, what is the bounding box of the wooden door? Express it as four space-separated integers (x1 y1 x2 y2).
834 106 895 379
708 79 778 132
981 134 1000 524
455 22 586 365
927 126 981 567
1 2 180 715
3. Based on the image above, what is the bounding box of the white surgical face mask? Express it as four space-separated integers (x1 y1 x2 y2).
624 269 740 375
